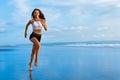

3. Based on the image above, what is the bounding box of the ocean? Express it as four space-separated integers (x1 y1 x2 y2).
0 41 120 80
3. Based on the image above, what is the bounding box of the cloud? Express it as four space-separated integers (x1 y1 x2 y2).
10 0 31 25
69 0 120 15
48 28 61 32
0 20 9 32
63 26 88 32
0 20 8 27
1 0 120 44
43 8 61 24
91 0 120 4
48 25 88 32
116 2 120 8
0 28 5 32
92 33 120 39
12 0 30 13
40 0 78 6
41 0 120 7
96 26 111 31
69 7 91 19
42 35 55 39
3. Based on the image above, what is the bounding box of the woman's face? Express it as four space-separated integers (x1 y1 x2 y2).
33 10 40 17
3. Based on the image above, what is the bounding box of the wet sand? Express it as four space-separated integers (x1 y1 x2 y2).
0 46 120 80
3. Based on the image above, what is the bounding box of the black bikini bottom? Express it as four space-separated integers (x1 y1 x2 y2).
29 32 41 42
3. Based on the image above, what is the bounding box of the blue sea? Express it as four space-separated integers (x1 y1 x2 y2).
0 41 120 80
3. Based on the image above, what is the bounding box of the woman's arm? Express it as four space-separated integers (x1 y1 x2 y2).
24 20 31 38
41 19 48 31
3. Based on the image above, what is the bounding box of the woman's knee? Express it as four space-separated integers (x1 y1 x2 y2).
34 43 40 49
31 37 40 48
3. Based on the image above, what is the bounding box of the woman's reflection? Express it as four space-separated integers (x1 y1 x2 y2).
29 71 33 80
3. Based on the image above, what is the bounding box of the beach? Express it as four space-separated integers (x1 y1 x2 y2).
0 45 120 80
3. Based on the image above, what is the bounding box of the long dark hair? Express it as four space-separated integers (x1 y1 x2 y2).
31 8 46 20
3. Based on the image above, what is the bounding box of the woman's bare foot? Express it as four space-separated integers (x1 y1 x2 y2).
34 61 38 66
29 63 32 71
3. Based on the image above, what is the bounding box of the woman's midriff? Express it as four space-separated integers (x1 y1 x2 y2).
33 30 41 34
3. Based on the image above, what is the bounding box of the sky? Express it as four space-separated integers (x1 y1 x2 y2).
0 0 120 45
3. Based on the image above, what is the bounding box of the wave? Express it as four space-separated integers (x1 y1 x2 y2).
1 41 120 48
42 41 120 47
62 43 120 47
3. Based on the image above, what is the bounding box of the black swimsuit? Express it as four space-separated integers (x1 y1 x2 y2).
29 32 41 42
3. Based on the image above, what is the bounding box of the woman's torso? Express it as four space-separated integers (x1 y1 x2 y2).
31 20 43 34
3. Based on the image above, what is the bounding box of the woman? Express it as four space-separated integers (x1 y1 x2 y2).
24 8 48 70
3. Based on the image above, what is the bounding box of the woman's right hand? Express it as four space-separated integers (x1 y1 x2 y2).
24 32 27 38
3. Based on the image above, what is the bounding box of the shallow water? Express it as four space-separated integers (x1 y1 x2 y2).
0 46 120 80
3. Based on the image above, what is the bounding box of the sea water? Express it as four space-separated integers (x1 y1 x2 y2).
0 44 120 80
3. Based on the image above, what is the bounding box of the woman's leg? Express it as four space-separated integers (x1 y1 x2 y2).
29 45 36 70
30 37 40 67
35 43 40 66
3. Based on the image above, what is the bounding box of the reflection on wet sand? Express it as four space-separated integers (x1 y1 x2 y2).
29 71 33 80
1 46 120 80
